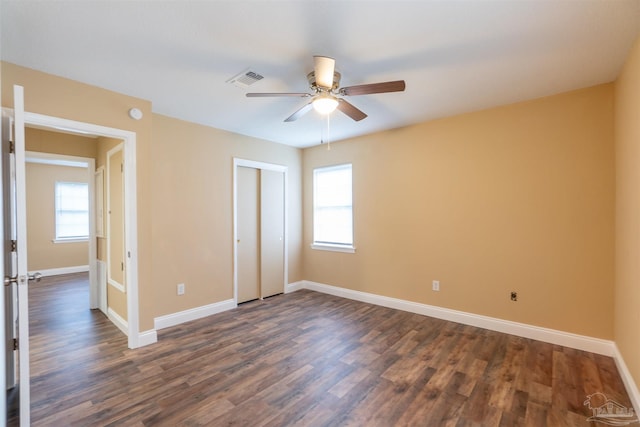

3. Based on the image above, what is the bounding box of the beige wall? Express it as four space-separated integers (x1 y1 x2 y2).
303 84 614 340
24 127 97 271
2 61 154 330
151 114 302 317
26 162 89 271
26 127 98 159
614 36 640 391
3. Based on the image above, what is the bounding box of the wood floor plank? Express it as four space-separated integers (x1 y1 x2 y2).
8 272 634 426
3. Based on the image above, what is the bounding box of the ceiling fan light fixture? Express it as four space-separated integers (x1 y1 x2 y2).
312 95 339 115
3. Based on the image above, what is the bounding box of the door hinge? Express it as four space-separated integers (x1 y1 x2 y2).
9 140 15 154
13 338 18 351
121 163 124 173
10 240 17 252
121 262 124 271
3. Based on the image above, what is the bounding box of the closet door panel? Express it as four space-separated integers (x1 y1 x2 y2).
237 167 260 303
260 169 284 298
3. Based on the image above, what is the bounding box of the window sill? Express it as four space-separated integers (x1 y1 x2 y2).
52 238 89 244
311 243 356 253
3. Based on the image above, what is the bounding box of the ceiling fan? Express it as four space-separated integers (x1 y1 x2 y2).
246 56 406 122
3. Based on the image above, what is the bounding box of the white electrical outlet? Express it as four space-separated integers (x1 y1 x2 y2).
177 283 185 295
432 280 440 291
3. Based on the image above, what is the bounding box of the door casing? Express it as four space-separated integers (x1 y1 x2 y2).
20 112 143 349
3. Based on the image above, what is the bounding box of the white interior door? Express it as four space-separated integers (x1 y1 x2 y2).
2 85 31 426
1 88 12 426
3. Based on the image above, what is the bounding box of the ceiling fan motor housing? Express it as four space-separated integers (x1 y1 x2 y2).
307 71 341 92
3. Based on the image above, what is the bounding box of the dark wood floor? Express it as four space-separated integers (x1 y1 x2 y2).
9 272 633 426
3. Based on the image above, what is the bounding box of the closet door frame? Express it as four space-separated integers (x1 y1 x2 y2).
232 158 288 305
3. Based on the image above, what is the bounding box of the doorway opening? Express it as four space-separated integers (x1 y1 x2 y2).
24 134 129 336
23 112 141 349
25 148 97 313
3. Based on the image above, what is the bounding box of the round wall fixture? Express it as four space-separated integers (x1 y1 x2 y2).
128 108 143 120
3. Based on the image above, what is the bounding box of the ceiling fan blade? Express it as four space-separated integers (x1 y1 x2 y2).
246 92 311 98
340 80 406 96
313 56 335 89
284 102 313 122
336 99 367 122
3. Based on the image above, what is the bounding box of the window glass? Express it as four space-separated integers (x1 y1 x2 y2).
55 181 89 240
313 164 353 246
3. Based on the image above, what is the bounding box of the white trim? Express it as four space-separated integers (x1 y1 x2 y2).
52 238 89 244
0 105 8 420
233 159 288 172
293 280 615 356
96 259 107 314
285 281 305 293
13 86 32 425
137 329 158 347
23 112 142 349
106 143 126 295
311 243 356 253
95 166 105 238
108 278 126 293
29 265 89 277
233 158 288 305
107 307 129 336
154 299 236 330
613 344 640 416
25 153 89 168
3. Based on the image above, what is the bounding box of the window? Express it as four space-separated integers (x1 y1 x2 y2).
312 164 354 252
55 181 89 241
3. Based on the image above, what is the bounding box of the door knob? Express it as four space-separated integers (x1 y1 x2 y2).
3 273 40 286
28 272 42 283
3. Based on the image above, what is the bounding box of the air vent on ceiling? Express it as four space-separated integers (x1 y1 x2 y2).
227 69 264 88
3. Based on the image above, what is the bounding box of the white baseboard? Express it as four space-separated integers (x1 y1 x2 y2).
154 298 236 330
613 344 640 416
285 281 305 293
298 280 615 356
107 307 129 336
135 329 158 348
29 265 89 277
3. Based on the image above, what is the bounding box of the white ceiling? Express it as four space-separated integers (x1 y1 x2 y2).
2 1 639 148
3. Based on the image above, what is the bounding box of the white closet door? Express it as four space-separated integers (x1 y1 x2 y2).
260 169 284 298
237 167 260 303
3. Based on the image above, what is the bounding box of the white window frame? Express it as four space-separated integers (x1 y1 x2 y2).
311 163 355 253
54 181 90 243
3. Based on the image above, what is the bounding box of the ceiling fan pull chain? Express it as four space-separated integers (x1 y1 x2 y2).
327 114 331 151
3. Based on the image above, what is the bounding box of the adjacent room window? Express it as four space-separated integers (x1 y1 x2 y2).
55 181 89 241
312 163 355 252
